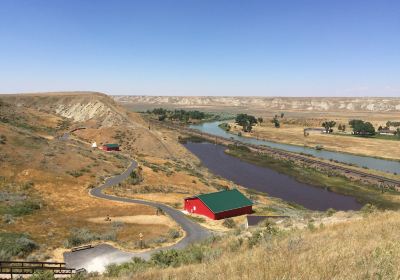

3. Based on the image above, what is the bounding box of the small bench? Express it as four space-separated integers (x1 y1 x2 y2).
71 244 93 252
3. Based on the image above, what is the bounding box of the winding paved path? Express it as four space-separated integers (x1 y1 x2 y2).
63 160 211 272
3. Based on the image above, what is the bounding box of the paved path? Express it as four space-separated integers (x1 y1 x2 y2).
63 160 211 273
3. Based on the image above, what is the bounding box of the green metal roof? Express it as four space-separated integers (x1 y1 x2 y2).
196 189 253 214
104 143 119 148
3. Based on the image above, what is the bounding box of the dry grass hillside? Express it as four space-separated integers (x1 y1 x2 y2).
0 93 197 260
2 92 276 261
0 92 194 159
98 210 400 280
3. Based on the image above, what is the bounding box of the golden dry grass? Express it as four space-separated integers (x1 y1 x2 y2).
113 210 400 280
0 111 177 259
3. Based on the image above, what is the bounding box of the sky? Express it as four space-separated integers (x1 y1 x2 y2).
0 0 399 96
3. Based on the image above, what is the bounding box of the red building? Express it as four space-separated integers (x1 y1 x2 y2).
101 143 120 151
184 189 253 220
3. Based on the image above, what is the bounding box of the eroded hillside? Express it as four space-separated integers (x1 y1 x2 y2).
115 96 400 112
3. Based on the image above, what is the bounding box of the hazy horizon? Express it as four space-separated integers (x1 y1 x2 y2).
3 91 400 99
1 0 399 97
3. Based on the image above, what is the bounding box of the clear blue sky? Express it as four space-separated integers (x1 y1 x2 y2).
0 0 399 96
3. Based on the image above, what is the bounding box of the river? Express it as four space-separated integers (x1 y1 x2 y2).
189 121 400 174
184 141 361 211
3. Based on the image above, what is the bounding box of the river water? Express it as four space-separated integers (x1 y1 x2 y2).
184 141 361 211
189 121 400 174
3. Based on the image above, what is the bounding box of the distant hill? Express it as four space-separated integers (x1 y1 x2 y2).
114 96 400 112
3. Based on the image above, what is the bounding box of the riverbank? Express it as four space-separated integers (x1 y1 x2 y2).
225 121 400 162
225 145 400 210
189 121 400 174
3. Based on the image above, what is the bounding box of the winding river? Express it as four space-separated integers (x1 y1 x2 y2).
184 141 361 211
190 121 400 174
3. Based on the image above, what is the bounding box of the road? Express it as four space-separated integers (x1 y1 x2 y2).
63 160 211 273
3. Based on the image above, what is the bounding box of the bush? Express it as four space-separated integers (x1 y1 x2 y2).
0 233 38 260
7 200 41 216
2 214 14 224
248 231 263 248
105 257 150 277
326 208 336 217
151 249 180 267
128 170 143 185
29 270 55 280
361 203 377 214
222 218 236 228
168 229 180 239
66 170 83 178
64 228 117 248
0 135 6 144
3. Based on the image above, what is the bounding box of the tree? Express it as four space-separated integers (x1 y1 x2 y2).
272 116 280 128
321 121 336 133
397 128 400 139
235 114 258 132
349 119 376 135
338 124 343 131
280 112 285 118
257 117 263 124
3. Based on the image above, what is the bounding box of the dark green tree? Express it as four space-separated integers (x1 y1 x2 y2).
322 121 336 133
349 119 376 135
235 114 258 132
272 116 280 128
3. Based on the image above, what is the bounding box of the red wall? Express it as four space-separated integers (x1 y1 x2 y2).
184 198 215 219
214 205 253 220
102 146 120 151
184 198 252 220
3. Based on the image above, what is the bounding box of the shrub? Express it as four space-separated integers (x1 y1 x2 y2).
0 233 38 260
248 231 263 248
22 181 34 190
128 170 143 185
2 214 14 224
168 229 180 239
64 228 117 248
222 218 236 228
29 270 55 280
307 222 316 231
151 249 180 267
326 208 336 217
66 170 83 178
361 203 377 214
7 200 41 216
